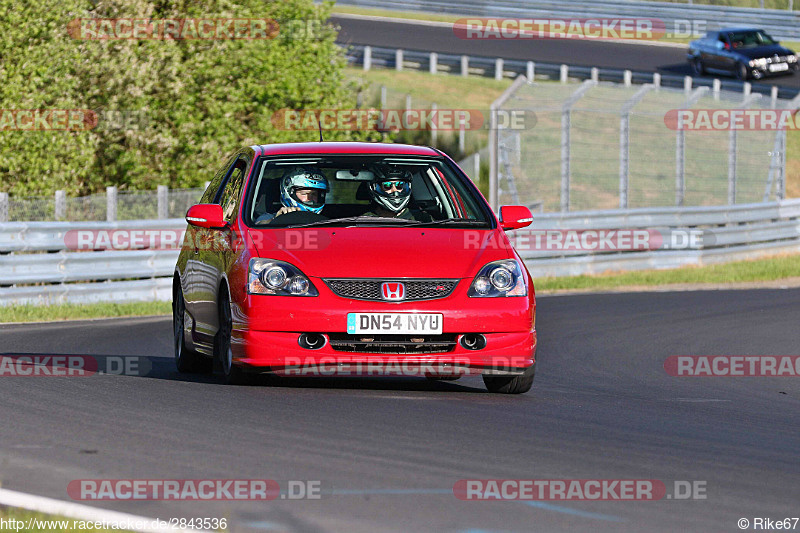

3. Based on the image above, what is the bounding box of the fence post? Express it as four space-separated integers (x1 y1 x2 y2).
676 126 685 206
106 186 117 222
684 76 692 96
55 190 66 221
743 82 751 98
363 46 372 71
495 58 504 80
0 192 8 222
623 70 632 87
713 79 721 100
527 61 535 81
728 128 737 205
380 85 387 109
591 67 599 82
395 49 403 71
618 84 654 208
461 55 469 77
158 185 169 219
779 129 787 200
771 86 778 108
430 52 438 74
430 102 438 147
560 64 568 83
474 153 480 184
458 116 466 155
653 72 661 88
489 106 498 211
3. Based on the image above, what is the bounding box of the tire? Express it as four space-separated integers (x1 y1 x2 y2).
483 363 535 394
736 62 749 81
215 288 249 385
173 283 212 374
691 58 705 76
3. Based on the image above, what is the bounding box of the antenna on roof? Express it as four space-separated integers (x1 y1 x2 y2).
318 119 324 142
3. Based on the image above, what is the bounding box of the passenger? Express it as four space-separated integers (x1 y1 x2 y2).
256 167 329 223
363 169 432 221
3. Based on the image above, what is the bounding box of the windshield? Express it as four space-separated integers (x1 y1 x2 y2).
244 154 491 227
728 30 777 48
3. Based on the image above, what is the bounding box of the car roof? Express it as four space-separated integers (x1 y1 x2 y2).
717 27 765 33
252 142 441 157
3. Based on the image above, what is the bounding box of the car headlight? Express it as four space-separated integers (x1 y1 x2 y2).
248 258 318 296
788 54 798 63
750 58 768 68
468 259 527 297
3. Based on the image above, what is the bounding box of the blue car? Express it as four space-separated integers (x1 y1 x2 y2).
687 28 798 81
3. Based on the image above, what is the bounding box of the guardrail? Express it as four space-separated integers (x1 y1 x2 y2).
335 0 800 40
1 201 799 305
346 44 800 100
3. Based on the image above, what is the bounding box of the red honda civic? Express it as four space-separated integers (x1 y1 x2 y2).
173 142 537 393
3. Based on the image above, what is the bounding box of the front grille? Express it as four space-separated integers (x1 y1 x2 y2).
324 279 458 301
327 333 457 354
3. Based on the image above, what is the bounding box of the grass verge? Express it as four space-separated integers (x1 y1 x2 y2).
0 301 171 324
534 253 800 292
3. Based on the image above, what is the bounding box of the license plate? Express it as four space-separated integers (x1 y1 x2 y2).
769 63 789 72
347 313 443 334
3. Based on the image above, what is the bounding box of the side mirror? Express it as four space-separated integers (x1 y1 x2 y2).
186 204 226 229
499 205 533 231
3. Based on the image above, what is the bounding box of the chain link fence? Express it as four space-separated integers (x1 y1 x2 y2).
0 187 206 222
496 79 788 212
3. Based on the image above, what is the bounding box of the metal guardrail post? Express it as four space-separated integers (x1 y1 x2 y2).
107 186 117 222
0 193 7 223
474 153 480 183
495 58 504 80
623 70 632 87
458 117 466 154
363 46 371 71
429 52 438 74
591 68 598 82
461 55 469 77
395 49 403 71
55 190 66 221
560 64 568 83
430 102 438 146
653 73 661 88
157 185 168 219
527 61 534 81
713 79 721 101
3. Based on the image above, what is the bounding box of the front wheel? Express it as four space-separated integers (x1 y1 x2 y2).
736 62 749 81
215 289 249 385
691 57 705 76
483 363 535 394
173 284 212 374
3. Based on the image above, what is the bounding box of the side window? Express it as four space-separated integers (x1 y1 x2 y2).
201 155 236 204
219 158 248 222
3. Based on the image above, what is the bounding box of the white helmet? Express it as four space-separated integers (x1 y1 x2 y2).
370 168 412 213
280 167 329 214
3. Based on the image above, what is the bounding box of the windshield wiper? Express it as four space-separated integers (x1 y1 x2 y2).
404 218 490 227
286 216 418 228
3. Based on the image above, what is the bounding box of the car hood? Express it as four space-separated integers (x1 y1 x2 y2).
247 227 515 279
736 44 794 59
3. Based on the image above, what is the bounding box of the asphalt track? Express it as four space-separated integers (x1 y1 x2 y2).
332 15 800 91
1 289 799 532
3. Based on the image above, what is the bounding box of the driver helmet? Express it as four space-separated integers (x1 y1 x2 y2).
279 167 329 214
370 168 412 213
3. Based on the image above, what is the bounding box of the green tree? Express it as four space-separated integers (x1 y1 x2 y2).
0 0 375 196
